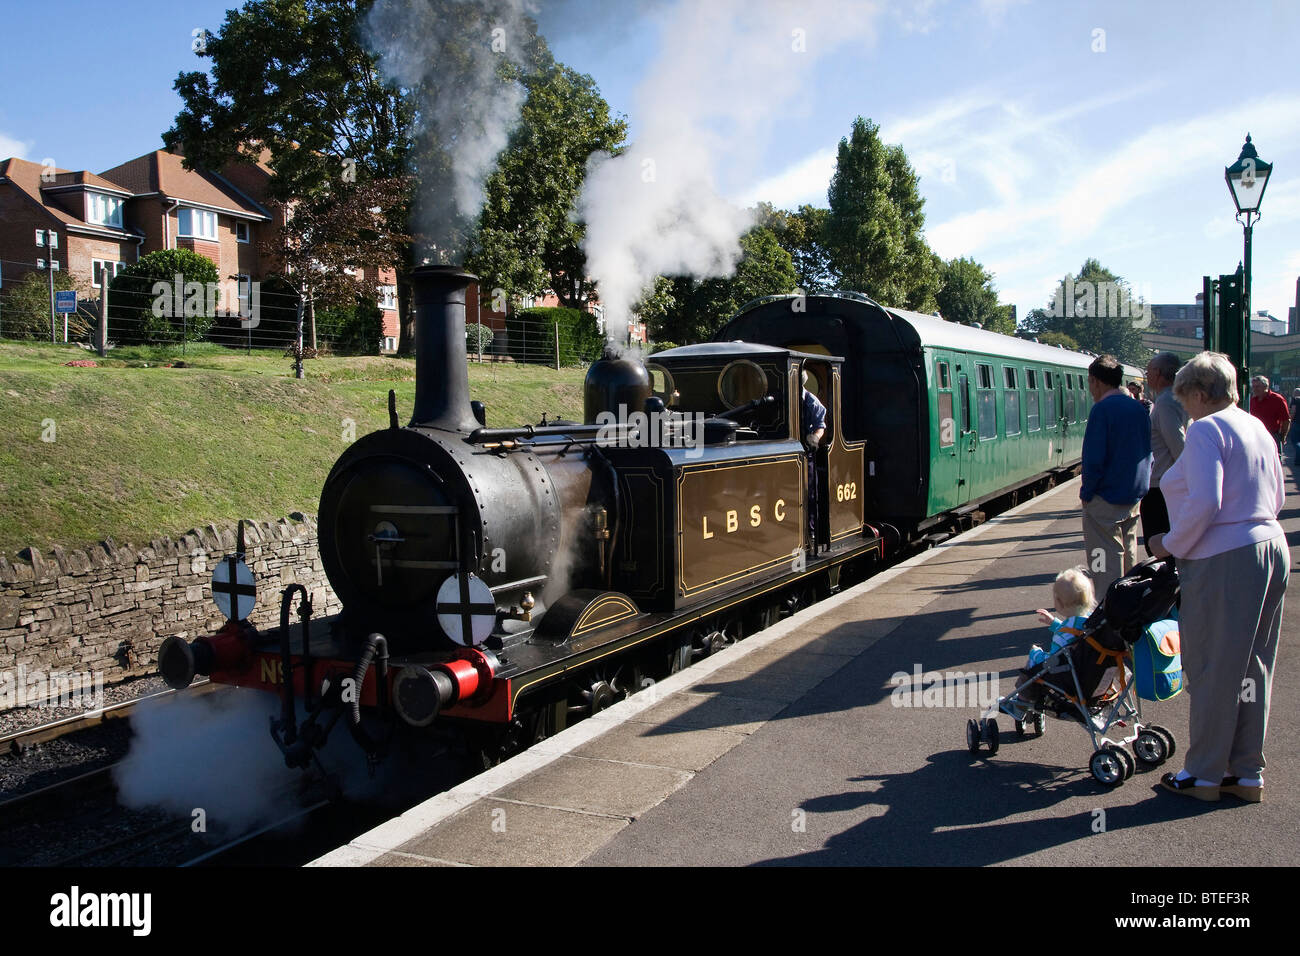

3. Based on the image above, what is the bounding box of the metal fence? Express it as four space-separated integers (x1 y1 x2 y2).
0 258 379 357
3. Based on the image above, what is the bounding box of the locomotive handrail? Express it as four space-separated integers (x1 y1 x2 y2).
467 422 638 443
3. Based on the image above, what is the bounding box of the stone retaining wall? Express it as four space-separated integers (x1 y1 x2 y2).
0 513 341 692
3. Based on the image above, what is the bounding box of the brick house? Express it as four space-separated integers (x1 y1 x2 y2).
2 148 401 349
0 158 144 295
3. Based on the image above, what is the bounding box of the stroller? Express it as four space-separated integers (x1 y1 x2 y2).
965 558 1180 787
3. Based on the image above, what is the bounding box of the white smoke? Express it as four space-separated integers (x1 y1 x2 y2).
113 690 301 837
578 0 883 343
365 0 539 259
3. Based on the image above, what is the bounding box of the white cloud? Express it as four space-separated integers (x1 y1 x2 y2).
736 147 836 209
0 131 33 160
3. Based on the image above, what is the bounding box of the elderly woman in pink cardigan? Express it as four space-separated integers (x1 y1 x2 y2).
1149 352 1287 802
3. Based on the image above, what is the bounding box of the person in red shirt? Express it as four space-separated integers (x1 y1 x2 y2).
1249 376 1290 457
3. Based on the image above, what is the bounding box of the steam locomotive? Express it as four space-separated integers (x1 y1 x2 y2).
158 265 1109 768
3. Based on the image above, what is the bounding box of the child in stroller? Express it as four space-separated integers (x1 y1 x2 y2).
966 558 1181 787
1028 566 1095 668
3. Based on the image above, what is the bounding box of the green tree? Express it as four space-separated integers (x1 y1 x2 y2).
936 257 1012 333
0 271 96 341
756 202 835 293
468 60 627 308
825 116 940 311
168 1 618 358
108 249 221 345
639 227 796 344
1022 258 1147 363
1037 331 1080 351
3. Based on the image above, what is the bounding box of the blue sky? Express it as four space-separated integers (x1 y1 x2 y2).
3 0 1297 320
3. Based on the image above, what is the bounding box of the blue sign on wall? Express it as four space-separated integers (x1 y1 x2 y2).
55 290 77 313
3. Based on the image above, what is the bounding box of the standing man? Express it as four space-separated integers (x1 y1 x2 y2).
1248 376 1290 458
1081 355 1152 600
1141 352 1188 554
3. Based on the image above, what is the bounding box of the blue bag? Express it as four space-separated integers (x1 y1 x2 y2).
1134 618 1183 701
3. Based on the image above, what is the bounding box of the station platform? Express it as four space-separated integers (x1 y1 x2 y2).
312 475 1300 868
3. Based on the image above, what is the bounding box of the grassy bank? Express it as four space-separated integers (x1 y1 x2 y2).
0 341 584 555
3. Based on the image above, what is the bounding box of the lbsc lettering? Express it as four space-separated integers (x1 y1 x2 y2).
701 500 786 539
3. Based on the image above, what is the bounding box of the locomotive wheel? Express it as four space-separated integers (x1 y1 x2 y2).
582 680 616 715
668 640 692 675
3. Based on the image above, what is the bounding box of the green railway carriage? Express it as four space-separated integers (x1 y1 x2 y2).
718 291 1136 535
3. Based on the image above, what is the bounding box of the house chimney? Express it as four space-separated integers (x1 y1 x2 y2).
410 265 478 433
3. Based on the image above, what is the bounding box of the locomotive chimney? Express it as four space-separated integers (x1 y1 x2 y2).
410 264 479 433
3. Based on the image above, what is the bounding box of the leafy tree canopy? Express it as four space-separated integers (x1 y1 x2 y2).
824 116 940 311
467 59 627 308
755 202 835 294
638 227 796 344
936 256 1014 334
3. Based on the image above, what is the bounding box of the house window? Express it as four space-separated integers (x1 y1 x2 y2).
383 336 397 352
91 259 125 287
87 192 123 228
178 207 218 241
235 221 250 243
378 285 397 310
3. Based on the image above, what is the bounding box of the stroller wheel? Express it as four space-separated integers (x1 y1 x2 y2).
1090 747 1126 787
1031 713 1046 737
1148 724 1176 759
1134 729 1170 766
966 718 980 754
1014 719 1024 737
1116 746 1136 779
981 718 1000 755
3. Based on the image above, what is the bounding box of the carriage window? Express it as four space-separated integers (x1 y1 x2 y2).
938 392 954 447
1004 389 1020 436
1003 367 1018 389
1026 382 1040 431
717 360 768 409
1066 373 1075 390
1044 370 1054 390
976 364 996 440
1067 388 1077 422
1026 369 1037 390
937 361 950 389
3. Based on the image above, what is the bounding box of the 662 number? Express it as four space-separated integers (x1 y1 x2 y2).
835 482 858 502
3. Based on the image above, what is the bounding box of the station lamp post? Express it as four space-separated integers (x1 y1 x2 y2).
1225 135 1272 405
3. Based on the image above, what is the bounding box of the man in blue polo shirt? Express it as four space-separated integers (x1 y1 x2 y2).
1080 354 1152 600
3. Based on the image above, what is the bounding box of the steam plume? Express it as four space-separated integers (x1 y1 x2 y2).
365 0 538 260
578 0 883 343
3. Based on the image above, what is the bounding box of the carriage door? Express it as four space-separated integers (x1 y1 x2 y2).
957 370 974 505
1052 371 1067 468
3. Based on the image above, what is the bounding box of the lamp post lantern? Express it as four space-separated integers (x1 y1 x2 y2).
1225 134 1272 405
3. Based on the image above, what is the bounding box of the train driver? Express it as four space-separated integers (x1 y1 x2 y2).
801 369 827 451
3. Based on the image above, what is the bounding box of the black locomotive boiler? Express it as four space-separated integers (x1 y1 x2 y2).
158 266 886 767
